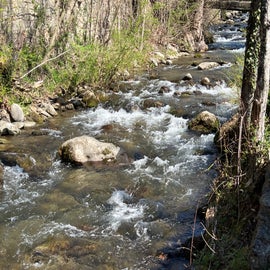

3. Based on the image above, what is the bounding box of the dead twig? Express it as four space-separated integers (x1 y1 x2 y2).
189 204 199 267
20 49 70 79
200 222 218 241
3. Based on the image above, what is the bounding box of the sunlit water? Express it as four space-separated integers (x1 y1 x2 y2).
0 16 244 270
0 78 237 270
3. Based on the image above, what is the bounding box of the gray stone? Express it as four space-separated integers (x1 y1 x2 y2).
198 62 220 70
59 136 121 164
166 59 173 65
0 120 20 135
10 103 24 122
182 73 193 81
36 107 52 118
0 109 11 122
154 51 165 60
13 122 25 129
23 121 36 128
43 103 58 116
201 77 211 86
65 103 75 110
150 58 159 67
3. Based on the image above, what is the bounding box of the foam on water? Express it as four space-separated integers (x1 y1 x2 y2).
40 128 62 137
136 79 237 98
214 34 244 43
72 104 188 145
107 190 145 231
134 221 150 240
1 166 31 209
19 221 89 252
1 160 66 213
230 47 245 54
181 81 236 96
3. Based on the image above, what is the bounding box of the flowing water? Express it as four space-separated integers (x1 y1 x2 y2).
0 14 247 270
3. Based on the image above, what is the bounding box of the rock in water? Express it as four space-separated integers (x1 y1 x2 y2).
201 77 211 86
197 62 220 70
182 73 193 81
188 111 220 134
59 135 121 164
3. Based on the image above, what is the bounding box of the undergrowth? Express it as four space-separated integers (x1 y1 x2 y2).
194 119 268 270
0 0 202 106
0 6 155 105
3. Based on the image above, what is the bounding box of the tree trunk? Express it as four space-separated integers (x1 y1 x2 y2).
251 0 270 141
238 0 270 186
43 0 78 61
240 0 261 135
184 0 208 52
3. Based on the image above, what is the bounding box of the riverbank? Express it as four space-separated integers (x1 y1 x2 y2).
2 8 268 270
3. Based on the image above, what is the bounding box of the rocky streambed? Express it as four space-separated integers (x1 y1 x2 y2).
0 12 247 270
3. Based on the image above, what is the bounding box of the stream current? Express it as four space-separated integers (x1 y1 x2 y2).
0 13 247 270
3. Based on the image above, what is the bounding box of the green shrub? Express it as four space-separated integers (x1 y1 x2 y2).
45 26 150 92
0 45 13 89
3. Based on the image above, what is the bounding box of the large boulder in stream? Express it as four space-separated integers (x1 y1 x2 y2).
188 111 220 134
59 136 121 165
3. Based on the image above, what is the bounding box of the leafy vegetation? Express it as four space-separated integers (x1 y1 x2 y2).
195 46 269 269
195 131 265 269
0 17 152 104
226 53 245 90
0 0 202 106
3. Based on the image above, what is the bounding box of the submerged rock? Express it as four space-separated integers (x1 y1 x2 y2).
30 237 99 267
197 62 220 70
158 86 171 94
59 135 121 165
143 99 164 109
0 152 53 178
188 111 220 134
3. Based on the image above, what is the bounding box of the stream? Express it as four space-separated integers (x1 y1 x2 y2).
0 13 247 270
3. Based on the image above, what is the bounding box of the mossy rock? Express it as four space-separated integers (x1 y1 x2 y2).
169 108 185 117
86 98 99 108
188 111 220 134
27 110 44 124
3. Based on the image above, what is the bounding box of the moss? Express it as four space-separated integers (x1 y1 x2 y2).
102 148 112 156
86 99 99 108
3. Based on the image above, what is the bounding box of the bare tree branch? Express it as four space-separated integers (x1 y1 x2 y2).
20 49 70 79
